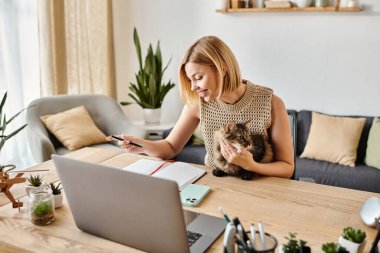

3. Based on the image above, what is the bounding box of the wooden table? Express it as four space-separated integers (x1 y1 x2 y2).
0 147 379 252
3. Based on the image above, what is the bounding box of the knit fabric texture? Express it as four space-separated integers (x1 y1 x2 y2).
200 81 273 168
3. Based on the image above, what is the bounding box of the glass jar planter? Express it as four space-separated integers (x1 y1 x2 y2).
29 188 55 225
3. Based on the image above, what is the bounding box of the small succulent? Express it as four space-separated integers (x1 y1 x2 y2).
342 227 366 243
48 182 62 195
322 243 348 253
27 174 43 187
283 232 309 253
32 202 53 216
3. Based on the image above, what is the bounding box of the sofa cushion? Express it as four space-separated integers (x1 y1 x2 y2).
40 106 107 151
297 110 373 163
300 112 365 167
365 117 380 170
295 157 380 193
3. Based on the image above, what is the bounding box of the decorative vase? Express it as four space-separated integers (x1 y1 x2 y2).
338 236 366 253
315 0 328 7
143 108 161 124
53 194 63 208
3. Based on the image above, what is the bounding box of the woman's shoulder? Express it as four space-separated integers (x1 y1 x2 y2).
244 80 273 95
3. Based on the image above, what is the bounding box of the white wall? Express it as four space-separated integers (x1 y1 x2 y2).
112 0 380 123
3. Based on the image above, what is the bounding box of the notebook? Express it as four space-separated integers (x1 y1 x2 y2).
52 155 226 253
122 159 207 190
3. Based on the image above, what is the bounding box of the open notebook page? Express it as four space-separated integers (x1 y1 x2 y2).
121 159 164 175
153 162 206 190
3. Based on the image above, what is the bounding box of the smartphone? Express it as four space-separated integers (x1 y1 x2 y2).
180 184 210 207
111 135 142 148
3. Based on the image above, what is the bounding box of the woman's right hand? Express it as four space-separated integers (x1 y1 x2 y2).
118 134 145 154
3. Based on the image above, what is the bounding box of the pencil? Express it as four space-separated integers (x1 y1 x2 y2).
111 135 142 148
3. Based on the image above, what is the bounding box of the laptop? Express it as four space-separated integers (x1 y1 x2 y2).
52 155 226 253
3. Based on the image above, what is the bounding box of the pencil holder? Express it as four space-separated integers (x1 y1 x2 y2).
236 231 278 253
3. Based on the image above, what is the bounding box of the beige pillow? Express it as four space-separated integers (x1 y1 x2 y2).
40 106 107 151
300 112 365 167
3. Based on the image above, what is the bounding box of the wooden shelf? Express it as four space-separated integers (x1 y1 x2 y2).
216 6 361 12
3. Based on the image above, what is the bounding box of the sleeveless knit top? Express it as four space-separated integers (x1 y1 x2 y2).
200 81 273 168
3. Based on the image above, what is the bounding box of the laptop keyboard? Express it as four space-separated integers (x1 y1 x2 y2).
187 230 203 247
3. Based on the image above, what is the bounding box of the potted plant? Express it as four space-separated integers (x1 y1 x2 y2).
29 191 55 225
322 242 349 253
120 27 175 124
280 232 311 253
49 182 63 208
0 92 27 172
25 174 45 196
338 227 366 253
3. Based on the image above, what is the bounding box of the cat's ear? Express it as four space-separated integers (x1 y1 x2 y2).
225 121 236 131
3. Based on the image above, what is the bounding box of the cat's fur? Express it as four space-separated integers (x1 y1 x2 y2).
212 120 273 180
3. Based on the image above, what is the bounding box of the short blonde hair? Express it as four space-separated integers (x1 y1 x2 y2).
179 36 242 105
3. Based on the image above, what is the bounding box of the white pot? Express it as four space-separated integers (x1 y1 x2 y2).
53 194 63 208
296 0 312 7
338 236 366 253
216 0 229 10
143 108 161 124
340 0 350 7
348 0 360 7
25 184 46 197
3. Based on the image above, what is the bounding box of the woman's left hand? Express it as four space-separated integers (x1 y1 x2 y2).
219 137 256 170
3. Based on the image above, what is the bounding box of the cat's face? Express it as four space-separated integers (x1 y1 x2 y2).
218 121 252 150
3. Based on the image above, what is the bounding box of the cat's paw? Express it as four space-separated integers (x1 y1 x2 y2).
240 170 254 180
212 168 227 177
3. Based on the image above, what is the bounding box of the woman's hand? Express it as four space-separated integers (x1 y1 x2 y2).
106 134 145 154
219 137 257 171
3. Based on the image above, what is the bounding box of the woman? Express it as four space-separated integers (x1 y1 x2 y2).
118 36 294 178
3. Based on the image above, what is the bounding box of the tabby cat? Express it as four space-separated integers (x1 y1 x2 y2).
212 120 273 180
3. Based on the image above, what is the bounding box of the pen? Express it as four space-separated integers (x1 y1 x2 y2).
111 135 142 148
233 217 250 243
219 207 231 223
250 223 255 247
235 233 248 249
258 221 266 250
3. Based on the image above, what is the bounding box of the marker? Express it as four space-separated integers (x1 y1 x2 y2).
258 221 266 250
218 207 231 223
223 222 236 253
233 217 250 243
111 135 142 148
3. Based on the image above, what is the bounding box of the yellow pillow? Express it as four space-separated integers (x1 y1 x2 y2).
300 112 365 167
40 106 107 151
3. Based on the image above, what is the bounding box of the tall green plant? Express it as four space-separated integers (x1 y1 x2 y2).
120 28 175 109
0 92 27 172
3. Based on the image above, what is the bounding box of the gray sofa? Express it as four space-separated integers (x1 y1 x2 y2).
164 110 380 193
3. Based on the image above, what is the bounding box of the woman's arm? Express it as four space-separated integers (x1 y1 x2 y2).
119 103 200 160
220 94 295 178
